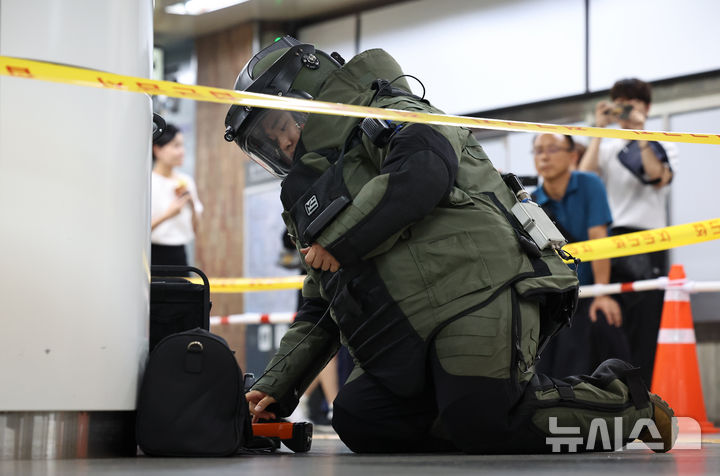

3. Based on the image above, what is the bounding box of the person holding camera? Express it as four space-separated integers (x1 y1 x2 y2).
578 78 679 386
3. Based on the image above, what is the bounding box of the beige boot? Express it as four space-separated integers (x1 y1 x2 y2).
638 393 678 453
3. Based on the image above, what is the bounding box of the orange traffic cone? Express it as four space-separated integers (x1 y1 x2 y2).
651 264 719 433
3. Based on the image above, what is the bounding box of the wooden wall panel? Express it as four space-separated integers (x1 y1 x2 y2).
195 23 254 316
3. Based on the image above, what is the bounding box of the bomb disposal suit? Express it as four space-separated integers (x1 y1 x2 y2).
225 37 671 454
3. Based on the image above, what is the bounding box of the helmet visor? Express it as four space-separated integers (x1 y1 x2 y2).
240 109 307 178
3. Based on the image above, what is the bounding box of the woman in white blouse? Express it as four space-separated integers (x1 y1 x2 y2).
151 123 203 266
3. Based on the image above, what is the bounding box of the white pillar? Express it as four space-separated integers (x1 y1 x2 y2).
0 0 152 457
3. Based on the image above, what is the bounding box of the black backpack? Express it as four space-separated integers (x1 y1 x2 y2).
136 328 253 456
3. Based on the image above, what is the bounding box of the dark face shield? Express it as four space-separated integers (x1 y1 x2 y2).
239 109 308 178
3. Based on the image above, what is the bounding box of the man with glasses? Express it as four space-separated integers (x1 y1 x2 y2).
532 133 630 377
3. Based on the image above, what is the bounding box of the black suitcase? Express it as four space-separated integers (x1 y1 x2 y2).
150 265 211 352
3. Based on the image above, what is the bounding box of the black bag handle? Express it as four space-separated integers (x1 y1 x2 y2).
151 265 211 329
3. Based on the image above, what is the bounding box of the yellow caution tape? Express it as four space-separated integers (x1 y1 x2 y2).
196 218 720 293
7 58 715 288
188 275 304 293
563 218 720 262
2 56 720 144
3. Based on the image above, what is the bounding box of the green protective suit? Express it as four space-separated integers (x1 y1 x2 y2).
252 48 653 453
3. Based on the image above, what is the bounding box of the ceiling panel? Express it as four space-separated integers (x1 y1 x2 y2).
154 0 392 42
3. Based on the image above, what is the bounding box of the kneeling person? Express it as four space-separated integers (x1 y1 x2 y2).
224 36 676 454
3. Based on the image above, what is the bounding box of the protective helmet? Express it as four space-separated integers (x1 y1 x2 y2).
223 35 342 178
